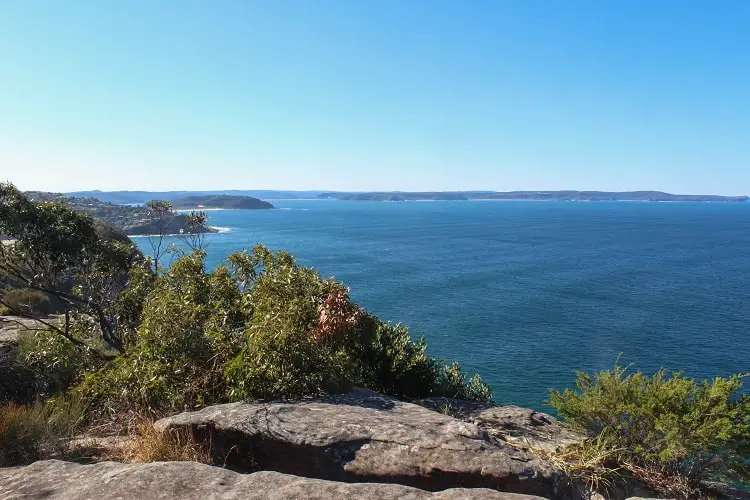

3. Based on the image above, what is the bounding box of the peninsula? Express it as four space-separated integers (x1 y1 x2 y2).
170 194 274 210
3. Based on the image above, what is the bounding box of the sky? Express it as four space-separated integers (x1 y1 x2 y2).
1 1 749 194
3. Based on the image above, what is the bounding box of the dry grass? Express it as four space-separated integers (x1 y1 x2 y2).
538 436 717 500
538 435 625 495
1 394 91 466
622 462 710 500
0 402 48 466
121 421 212 464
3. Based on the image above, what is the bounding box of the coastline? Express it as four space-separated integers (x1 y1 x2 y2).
174 208 229 212
127 226 231 238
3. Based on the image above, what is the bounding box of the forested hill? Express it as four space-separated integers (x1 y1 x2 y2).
170 195 274 210
24 192 216 235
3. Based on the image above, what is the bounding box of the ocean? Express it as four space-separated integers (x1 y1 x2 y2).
135 200 750 410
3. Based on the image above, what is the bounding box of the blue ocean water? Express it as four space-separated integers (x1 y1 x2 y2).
135 200 750 410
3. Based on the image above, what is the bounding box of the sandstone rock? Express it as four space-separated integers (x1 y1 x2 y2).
0 460 548 500
155 389 570 498
418 398 584 455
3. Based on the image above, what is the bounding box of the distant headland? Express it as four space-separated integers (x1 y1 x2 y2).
67 189 747 204
315 190 748 202
170 195 274 210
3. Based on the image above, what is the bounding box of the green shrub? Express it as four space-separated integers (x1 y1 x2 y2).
76 252 247 415
76 246 491 414
435 361 493 402
549 363 750 485
357 321 440 399
224 248 363 400
0 288 51 316
18 329 102 397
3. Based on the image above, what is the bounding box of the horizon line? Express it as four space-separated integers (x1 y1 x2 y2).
61 188 749 197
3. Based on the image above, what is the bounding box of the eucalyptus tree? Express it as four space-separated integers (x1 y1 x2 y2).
0 183 147 357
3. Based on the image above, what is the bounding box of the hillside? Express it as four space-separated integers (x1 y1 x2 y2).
170 195 274 210
24 192 217 235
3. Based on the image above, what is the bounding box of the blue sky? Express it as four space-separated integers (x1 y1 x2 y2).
1 1 749 194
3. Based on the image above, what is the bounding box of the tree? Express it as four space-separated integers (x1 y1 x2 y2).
178 211 209 252
144 200 174 272
0 183 145 356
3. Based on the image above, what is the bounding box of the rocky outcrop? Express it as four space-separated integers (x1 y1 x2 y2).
155 389 570 499
417 398 584 455
0 460 547 499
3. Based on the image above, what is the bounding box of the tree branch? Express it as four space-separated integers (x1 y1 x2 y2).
0 299 118 361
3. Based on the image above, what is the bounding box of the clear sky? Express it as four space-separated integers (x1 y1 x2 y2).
1 1 749 194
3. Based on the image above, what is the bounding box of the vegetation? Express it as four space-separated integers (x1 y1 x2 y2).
74 246 491 417
23 190 216 236
2 185 490 415
3 184 748 498
123 421 211 464
549 363 750 493
0 393 87 466
170 194 274 210
1 183 144 355
0 288 51 316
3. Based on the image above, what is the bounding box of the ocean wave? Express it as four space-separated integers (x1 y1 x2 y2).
210 226 232 233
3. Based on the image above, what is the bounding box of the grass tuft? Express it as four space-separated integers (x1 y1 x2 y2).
122 421 212 464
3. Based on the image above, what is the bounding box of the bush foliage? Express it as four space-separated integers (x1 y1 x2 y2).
0 288 51 316
549 363 750 485
72 245 491 416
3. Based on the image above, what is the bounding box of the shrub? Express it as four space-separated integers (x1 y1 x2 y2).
225 246 492 402
18 329 103 397
435 361 493 402
224 249 363 400
77 246 492 414
76 252 247 415
549 363 750 486
357 321 441 399
0 288 51 316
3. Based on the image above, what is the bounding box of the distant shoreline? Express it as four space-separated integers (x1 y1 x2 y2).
174 208 229 212
66 190 748 205
128 225 231 238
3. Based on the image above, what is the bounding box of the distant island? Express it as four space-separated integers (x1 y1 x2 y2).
170 195 274 210
67 189 748 204
25 192 217 236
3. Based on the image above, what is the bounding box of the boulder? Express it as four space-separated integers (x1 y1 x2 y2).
155 389 570 498
417 398 584 455
0 460 548 499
